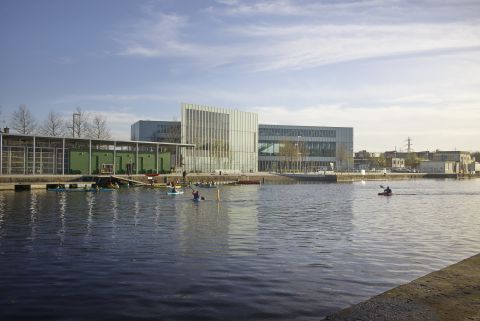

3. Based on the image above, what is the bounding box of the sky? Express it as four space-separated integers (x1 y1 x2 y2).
1 0 479 152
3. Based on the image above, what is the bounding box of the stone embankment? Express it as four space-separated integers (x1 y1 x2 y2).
322 253 480 321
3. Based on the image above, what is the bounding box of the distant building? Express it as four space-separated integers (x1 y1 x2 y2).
419 161 457 174
258 124 353 172
387 157 405 169
433 151 472 173
468 162 480 174
181 103 258 173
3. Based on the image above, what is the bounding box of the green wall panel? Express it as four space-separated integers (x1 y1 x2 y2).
69 150 171 174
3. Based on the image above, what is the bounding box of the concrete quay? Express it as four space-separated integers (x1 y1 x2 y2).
322 253 480 321
0 172 478 190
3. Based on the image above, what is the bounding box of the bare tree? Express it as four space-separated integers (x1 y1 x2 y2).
68 107 89 138
87 114 111 139
39 111 66 137
163 123 181 143
11 104 36 135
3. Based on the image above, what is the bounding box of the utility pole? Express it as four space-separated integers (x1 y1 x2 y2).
406 137 412 153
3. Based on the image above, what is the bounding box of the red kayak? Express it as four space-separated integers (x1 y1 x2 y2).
378 192 393 196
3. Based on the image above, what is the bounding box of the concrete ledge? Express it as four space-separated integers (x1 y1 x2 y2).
322 253 480 321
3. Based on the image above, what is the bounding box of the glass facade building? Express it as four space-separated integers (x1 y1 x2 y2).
181 103 258 173
258 124 353 172
131 120 181 143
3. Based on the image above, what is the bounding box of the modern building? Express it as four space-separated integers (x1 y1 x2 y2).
0 133 193 176
180 103 258 173
258 124 353 172
131 120 181 143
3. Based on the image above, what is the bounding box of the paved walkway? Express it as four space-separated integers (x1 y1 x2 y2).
322 253 480 321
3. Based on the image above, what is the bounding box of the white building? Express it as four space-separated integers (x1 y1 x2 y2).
181 103 258 173
419 161 457 174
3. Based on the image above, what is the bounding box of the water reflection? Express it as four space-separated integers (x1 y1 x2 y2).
0 193 5 240
0 180 479 321
29 191 38 244
58 192 67 245
84 192 95 244
225 188 259 256
177 186 260 257
111 191 118 240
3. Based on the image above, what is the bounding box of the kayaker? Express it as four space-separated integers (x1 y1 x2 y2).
384 186 392 194
192 190 200 200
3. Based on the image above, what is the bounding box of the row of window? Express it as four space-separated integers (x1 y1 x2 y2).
258 141 336 157
259 127 336 138
259 160 334 172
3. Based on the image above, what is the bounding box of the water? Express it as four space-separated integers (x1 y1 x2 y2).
1 179 479 320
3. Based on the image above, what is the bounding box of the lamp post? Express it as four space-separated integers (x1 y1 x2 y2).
296 136 301 173
72 112 80 138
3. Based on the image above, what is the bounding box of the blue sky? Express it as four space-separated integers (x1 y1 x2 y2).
1 0 479 151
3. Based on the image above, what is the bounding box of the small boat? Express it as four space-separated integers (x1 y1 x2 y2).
378 192 393 196
145 173 160 177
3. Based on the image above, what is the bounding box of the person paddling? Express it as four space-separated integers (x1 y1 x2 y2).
384 186 392 194
192 189 200 200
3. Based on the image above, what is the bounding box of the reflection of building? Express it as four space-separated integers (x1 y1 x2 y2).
258 124 353 172
181 103 258 173
176 185 259 257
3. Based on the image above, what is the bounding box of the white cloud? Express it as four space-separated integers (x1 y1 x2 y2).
113 1 480 72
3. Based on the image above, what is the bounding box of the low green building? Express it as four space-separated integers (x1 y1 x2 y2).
69 150 171 174
0 133 194 176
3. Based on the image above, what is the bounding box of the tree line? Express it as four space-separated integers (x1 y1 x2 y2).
4 105 111 139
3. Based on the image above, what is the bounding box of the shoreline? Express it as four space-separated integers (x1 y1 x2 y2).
322 253 480 321
0 172 478 190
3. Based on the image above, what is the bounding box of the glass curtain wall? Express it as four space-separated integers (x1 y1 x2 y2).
258 124 353 172
181 103 258 173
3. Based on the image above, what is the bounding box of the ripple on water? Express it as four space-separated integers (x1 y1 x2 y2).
0 180 480 320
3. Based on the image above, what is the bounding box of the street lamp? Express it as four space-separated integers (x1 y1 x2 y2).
72 112 80 138
296 136 301 172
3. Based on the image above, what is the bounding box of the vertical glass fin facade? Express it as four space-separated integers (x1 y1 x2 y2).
181 103 258 173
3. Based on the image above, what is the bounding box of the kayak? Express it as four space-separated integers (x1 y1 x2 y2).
378 192 393 196
167 191 184 195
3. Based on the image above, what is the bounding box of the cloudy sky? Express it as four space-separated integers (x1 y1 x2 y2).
1 0 479 151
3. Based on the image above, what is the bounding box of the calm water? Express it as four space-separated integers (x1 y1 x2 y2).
1 179 479 321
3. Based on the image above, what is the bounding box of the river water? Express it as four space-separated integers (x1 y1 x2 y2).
0 179 479 321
